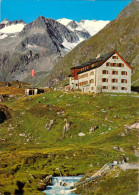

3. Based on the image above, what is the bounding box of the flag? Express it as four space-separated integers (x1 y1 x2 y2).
31 70 35 77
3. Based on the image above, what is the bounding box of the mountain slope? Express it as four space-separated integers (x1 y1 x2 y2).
46 0 139 87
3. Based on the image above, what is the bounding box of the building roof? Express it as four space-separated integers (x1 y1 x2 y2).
71 50 132 75
71 51 114 70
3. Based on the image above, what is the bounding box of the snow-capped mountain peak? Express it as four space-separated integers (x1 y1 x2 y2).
58 18 110 36
57 18 73 26
0 23 26 34
1 18 10 25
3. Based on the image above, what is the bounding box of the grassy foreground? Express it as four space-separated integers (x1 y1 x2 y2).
0 90 138 194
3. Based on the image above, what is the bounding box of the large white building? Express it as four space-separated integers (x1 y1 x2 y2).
67 51 132 93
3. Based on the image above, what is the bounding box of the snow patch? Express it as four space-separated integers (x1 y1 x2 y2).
57 18 73 26
0 34 8 39
0 23 25 34
79 20 110 36
58 18 110 37
62 37 84 51
27 44 38 48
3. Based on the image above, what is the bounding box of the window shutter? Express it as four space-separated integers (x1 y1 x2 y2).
107 70 108 74
111 63 113 66
126 72 127 75
107 78 108 82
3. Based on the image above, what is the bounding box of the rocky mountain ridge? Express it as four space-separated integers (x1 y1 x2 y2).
0 16 109 83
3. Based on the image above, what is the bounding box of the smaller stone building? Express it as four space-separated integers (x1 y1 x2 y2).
68 50 133 93
25 88 44 96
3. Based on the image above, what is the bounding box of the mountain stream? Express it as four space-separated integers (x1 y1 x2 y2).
43 176 82 194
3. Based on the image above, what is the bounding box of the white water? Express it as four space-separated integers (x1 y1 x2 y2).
43 176 82 195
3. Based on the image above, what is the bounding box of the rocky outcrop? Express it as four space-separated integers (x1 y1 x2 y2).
63 119 71 138
45 120 55 131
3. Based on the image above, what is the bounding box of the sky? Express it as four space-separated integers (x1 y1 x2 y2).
0 0 132 23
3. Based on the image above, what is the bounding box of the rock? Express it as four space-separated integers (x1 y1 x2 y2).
134 149 139 157
0 95 4 102
89 126 99 133
125 129 131 134
19 133 26 137
37 183 46 191
126 157 129 161
63 182 68 186
63 119 70 132
121 132 125 136
62 119 71 138
43 175 52 186
78 132 85 136
112 146 124 152
45 120 55 131
113 161 118 165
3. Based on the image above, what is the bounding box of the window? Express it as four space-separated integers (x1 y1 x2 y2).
119 63 124 67
112 56 118 59
102 78 108 82
112 86 118 90
90 71 94 75
91 64 95 68
112 79 118 83
102 86 108 89
102 70 108 74
121 79 127 83
121 87 127 90
106 62 110 66
90 79 94 83
121 71 127 75
112 71 118 75
113 63 116 67
91 87 94 90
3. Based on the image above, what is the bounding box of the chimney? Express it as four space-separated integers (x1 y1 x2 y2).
96 54 100 59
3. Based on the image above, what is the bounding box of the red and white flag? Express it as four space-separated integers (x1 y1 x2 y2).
31 70 35 77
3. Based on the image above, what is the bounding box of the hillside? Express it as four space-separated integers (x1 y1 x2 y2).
0 90 138 194
45 0 139 87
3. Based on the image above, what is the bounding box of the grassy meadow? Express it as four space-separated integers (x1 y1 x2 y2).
0 90 138 194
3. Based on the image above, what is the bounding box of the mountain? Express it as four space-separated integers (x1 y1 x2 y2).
46 0 139 87
58 18 110 36
0 16 110 83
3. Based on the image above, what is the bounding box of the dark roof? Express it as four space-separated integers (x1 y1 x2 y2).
71 51 115 70
70 50 133 75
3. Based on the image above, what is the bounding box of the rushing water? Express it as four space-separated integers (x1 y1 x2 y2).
43 176 82 195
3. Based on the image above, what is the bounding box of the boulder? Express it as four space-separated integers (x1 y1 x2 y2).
63 119 71 138
63 182 68 186
45 120 55 131
0 95 4 102
89 126 99 133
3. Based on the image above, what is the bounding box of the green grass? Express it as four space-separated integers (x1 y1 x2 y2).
0 91 138 194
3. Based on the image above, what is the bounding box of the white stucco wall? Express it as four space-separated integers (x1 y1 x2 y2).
69 53 131 93
96 53 131 93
